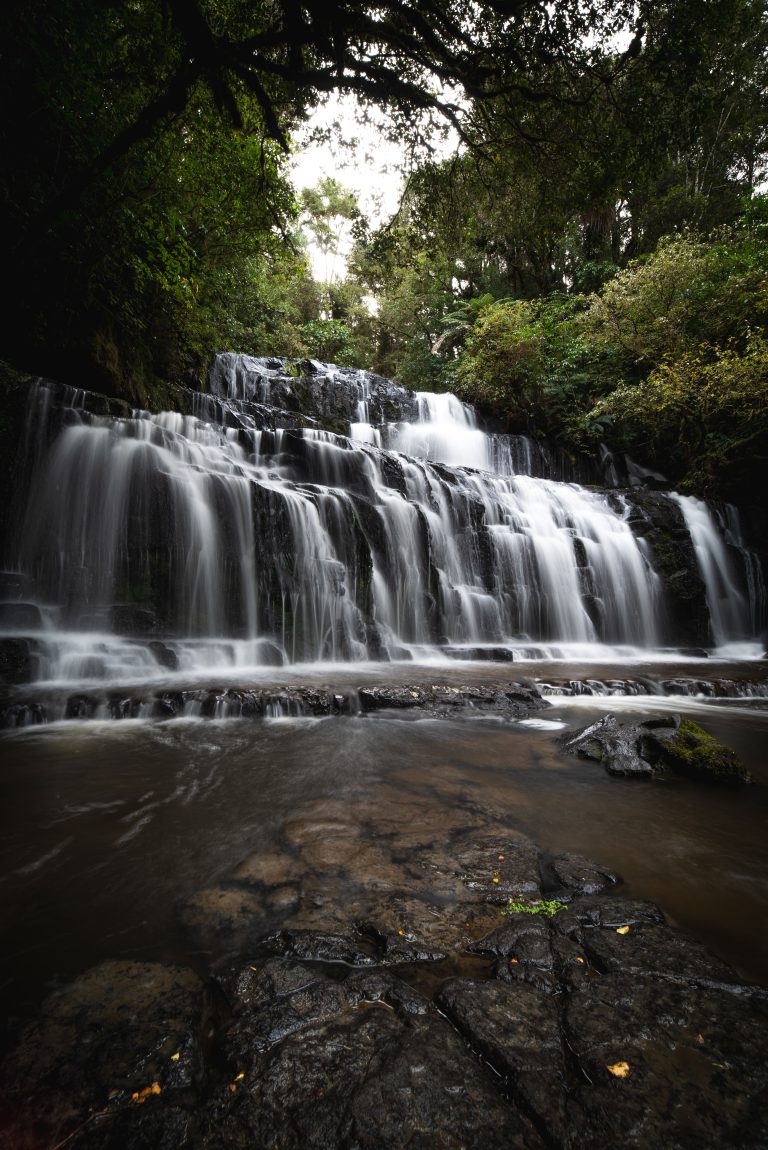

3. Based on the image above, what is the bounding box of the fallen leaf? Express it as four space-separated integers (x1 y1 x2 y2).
131 1082 162 1105
397 929 405 936
170 1052 180 1062
228 1083 238 1094
498 854 505 860
492 876 500 885
606 1061 630 1078
616 925 631 935
695 1034 705 1045
235 1073 245 1082
509 957 519 965
576 956 586 965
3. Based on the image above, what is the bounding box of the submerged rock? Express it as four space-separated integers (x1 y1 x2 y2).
562 712 750 784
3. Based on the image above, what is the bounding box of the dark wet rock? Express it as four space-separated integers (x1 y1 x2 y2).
357 681 544 718
454 830 542 901
209 354 420 432
111 603 160 636
563 971 768 1150
562 711 748 784
547 851 620 896
209 962 545 1150
467 917 557 992
437 978 568 1145
255 928 380 967
0 636 42 685
4 820 768 1150
641 715 751 784
257 925 447 967
65 692 99 720
0 961 204 1150
0 700 47 727
561 713 654 776
0 570 32 600
0 601 45 629
625 491 711 646
551 894 764 995
442 645 517 662
148 639 178 670
355 920 448 963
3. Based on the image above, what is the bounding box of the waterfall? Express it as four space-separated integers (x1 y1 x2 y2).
672 495 762 650
0 360 763 690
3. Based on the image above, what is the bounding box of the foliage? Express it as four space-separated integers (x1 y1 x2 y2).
454 295 594 436
587 332 768 491
580 231 768 373
500 898 566 918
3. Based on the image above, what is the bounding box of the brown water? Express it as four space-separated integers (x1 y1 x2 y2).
1 683 767 1045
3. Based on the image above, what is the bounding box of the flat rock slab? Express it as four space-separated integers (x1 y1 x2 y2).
3 831 768 1150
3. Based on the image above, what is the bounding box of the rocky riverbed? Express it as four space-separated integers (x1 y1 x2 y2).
2 728 768 1150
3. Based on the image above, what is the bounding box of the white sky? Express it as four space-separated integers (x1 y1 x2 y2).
289 92 459 279
290 93 410 226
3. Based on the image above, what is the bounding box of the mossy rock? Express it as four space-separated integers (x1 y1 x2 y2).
642 718 750 785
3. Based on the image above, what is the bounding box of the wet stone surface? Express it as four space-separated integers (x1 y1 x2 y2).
2 796 767 1150
561 711 751 783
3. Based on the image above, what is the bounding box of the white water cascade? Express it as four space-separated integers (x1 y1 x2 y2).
0 359 764 695
673 494 765 650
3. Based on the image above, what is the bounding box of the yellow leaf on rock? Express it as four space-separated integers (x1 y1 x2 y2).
170 1052 180 1062
235 1073 245 1081
606 1061 630 1078
616 925 631 935
131 1082 162 1105
492 877 500 884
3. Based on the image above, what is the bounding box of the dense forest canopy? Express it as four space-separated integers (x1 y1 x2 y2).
1 0 767 492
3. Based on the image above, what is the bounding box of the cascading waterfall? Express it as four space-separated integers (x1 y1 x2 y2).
0 358 764 696
672 495 764 649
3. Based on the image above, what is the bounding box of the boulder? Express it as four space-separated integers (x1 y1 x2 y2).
641 716 751 784
562 712 749 784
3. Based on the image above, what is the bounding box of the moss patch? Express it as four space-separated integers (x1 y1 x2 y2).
648 717 750 785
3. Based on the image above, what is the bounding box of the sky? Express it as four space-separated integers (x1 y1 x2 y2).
289 93 459 279
290 93 412 226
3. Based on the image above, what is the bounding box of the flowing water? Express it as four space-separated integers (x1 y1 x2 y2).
1 356 767 1037
1 694 767 1040
3 360 764 692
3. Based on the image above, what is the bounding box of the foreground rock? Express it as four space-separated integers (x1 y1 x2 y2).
2 818 767 1149
562 711 750 783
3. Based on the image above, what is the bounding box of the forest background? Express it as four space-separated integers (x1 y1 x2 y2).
2 0 767 502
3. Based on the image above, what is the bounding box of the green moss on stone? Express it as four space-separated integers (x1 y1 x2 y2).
659 717 750 784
